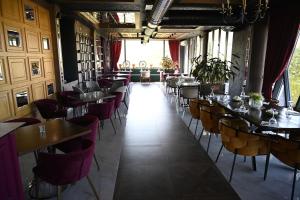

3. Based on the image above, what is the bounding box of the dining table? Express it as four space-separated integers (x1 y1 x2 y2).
214 96 300 133
14 119 91 156
76 91 116 103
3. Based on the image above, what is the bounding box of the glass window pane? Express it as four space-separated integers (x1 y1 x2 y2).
213 29 219 58
117 40 166 69
288 33 300 105
226 32 233 62
219 30 227 60
207 32 213 58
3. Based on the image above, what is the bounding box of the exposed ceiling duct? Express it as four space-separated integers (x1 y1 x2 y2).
142 0 174 43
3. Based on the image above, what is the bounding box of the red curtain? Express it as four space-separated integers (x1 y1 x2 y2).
169 40 180 64
110 40 122 71
262 3 300 99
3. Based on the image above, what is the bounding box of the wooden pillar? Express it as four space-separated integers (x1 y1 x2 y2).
248 16 269 93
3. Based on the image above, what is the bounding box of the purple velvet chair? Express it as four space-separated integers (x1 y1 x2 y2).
111 91 124 124
87 99 116 134
57 91 86 118
33 139 99 199
34 99 67 120
55 115 101 170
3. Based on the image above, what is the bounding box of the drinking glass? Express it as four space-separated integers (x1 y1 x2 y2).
286 100 293 119
209 86 215 99
240 99 246 112
268 109 277 126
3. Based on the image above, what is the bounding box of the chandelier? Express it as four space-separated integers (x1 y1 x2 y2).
220 0 269 24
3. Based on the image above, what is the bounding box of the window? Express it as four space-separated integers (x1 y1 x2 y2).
118 40 170 68
288 33 300 105
207 28 233 61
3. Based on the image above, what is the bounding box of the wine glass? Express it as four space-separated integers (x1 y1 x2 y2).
209 86 215 99
286 100 293 119
268 109 277 126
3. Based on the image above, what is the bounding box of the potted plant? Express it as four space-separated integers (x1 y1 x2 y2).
249 92 264 109
191 55 239 95
161 56 175 73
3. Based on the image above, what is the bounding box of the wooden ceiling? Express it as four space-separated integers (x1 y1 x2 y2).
52 0 243 40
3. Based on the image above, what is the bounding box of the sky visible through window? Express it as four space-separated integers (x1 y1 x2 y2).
118 40 170 69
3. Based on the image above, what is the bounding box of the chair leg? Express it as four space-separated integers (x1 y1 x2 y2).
194 120 199 137
198 128 204 142
291 167 298 200
110 118 117 134
188 117 193 128
229 153 237 183
86 176 100 200
207 133 212 152
93 154 100 171
117 109 122 124
264 154 270 180
252 156 257 171
57 185 62 200
215 144 224 163
123 100 128 110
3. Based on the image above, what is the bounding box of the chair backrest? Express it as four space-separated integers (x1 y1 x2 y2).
57 91 80 107
167 77 179 88
111 92 124 109
114 86 127 93
5 117 41 127
97 79 113 88
141 70 150 78
189 99 200 119
34 139 94 185
219 118 270 156
271 136 300 168
87 99 115 120
34 99 59 119
181 87 199 99
68 115 99 142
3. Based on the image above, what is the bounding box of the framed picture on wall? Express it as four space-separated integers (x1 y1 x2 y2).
0 57 9 85
41 33 51 53
23 0 38 26
29 58 42 79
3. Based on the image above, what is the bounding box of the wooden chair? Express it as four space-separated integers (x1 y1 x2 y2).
270 136 300 200
218 118 271 182
188 99 201 136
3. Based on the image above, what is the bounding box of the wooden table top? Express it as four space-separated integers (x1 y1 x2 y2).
14 119 90 156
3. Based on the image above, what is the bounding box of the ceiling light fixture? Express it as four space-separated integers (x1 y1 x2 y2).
220 0 269 24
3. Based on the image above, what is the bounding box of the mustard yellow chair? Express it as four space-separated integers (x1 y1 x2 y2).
198 101 225 152
270 136 300 200
188 99 201 136
218 118 271 182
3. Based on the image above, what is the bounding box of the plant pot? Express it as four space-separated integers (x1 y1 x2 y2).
249 98 263 109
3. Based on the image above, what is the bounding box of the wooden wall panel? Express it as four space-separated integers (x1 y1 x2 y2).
38 6 50 31
0 57 10 86
0 0 21 22
25 28 40 53
0 91 14 120
8 57 28 84
0 23 4 52
31 81 45 101
0 0 56 121
43 58 54 78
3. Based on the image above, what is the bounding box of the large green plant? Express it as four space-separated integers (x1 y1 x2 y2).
191 55 239 84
